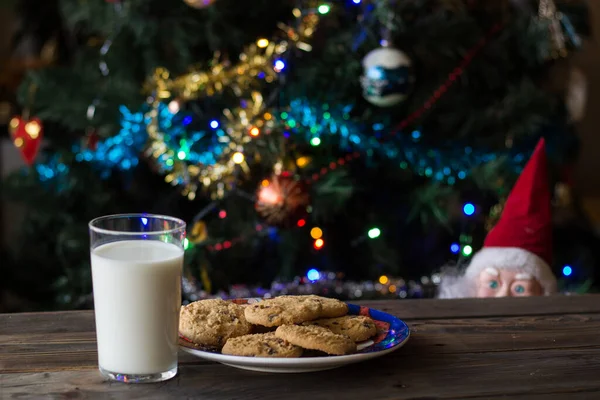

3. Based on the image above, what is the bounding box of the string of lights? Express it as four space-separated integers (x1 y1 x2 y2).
182 270 440 303
61 3 529 198
185 153 362 254
24 0 586 303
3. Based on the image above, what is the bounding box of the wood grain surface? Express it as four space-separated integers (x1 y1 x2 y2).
1 295 600 399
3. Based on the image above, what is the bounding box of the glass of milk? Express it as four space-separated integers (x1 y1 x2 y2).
89 214 186 383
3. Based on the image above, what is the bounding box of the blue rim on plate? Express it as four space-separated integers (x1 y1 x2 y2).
345 303 410 354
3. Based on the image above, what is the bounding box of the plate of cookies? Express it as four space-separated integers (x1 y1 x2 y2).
178 295 410 373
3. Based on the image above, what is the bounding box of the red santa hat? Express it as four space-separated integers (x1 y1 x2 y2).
464 138 558 295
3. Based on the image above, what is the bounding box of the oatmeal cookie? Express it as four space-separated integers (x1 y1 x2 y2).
179 299 252 348
222 332 303 358
275 324 356 355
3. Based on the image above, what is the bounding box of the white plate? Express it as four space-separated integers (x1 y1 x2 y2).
179 300 411 373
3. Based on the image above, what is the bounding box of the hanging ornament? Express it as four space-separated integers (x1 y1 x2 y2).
83 101 102 152
9 116 43 166
566 67 587 122
553 182 573 209
553 174 577 225
553 165 575 216
81 130 100 152
537 0 581 60
255 172 310 226
183 0 216 9
360 5 413 108
360 47 413 107
538 0 565 59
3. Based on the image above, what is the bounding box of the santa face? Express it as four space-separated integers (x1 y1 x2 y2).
476 267 543 297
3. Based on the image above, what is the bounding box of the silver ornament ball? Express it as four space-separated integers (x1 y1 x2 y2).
360 47 414 107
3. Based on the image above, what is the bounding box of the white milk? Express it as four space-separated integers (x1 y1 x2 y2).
91 240 183 375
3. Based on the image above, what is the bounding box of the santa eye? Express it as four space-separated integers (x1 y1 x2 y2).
489 280 499 289
514 284 525 294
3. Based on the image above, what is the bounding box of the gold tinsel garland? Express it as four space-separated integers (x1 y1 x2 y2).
141 6 324 200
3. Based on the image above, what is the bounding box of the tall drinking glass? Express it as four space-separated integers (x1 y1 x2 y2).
89 214 186 383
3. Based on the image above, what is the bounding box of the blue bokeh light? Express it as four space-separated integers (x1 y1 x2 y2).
307 268 320 281
450 243 460 254
463 203 475 216
274 59 286 72
562 265 573 276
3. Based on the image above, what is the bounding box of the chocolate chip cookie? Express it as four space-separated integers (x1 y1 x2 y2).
179 299 252 348
222 332 303 358
303 315 377 342
244 295 348 327
306 295 349 318
275 324 357 355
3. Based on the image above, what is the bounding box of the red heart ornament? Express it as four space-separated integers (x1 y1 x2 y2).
9 116 44 166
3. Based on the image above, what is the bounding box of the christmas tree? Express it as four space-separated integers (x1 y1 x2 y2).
2 0 596 311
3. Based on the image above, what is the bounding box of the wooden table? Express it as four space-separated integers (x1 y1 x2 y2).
2 296 600 399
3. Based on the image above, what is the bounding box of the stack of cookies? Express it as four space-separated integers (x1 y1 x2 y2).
179 295 378 358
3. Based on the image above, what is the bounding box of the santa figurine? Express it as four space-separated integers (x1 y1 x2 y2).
438 138 558 298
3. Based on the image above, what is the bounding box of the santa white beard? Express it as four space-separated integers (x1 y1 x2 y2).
436 265 477 299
